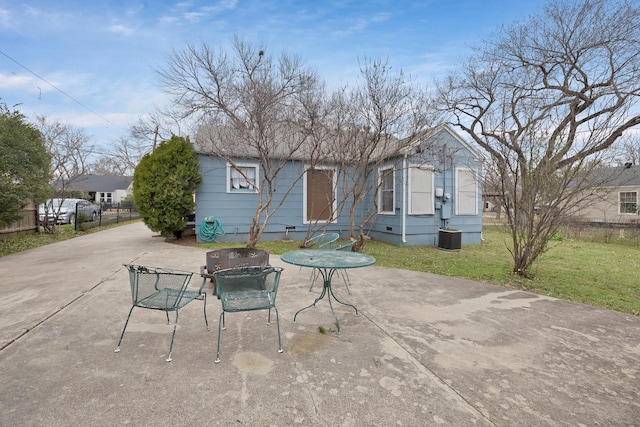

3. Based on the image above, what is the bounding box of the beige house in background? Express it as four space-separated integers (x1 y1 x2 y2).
574 165 640 224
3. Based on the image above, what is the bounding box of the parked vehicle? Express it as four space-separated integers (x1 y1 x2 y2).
38 199 101 225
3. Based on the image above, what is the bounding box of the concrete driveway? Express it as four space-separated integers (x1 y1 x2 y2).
0 221 638 426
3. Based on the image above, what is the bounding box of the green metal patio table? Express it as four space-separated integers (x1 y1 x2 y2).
280 249 375 332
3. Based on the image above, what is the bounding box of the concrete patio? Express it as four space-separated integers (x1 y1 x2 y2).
0 221 638 426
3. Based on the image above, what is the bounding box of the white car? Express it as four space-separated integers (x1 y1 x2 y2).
39 198 101 225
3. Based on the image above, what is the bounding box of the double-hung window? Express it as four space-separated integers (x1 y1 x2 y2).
227 163 258 193
455 167 478 215
409 165 434 215
378 167 395 214
619 191 638 214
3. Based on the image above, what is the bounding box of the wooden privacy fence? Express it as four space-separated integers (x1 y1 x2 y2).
0 202 38 240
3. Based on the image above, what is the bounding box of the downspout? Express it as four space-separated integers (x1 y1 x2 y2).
402 155 407 244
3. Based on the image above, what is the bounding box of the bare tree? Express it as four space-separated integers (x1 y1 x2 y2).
158 37 326 247
90 111 180 176
327 58 435 251
35 116 95 231
91 135 152 176
129 111 189 151
439 0 640 276
619 137 640 166
36 116 94 182
89 155 128 176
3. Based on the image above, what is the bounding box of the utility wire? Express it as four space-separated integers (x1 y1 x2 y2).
0 49 116 128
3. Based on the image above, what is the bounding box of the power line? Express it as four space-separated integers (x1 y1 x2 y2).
0 49 116 128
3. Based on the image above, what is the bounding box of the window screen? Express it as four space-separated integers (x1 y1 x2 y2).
409 166 434 215
306 168 334 222
456 168 478 215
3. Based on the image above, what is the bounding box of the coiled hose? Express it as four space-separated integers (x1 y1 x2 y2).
199 216 237 242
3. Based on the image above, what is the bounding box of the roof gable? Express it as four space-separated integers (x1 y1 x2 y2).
399 123 485 161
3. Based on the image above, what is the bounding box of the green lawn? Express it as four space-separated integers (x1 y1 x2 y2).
2 223 638 316
197 226 640 316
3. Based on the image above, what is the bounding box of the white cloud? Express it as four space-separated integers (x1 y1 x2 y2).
0 73 37 90
0 8 11 28
158 15 178 25
202 0 238 13
160 0 239 25
109 23 135 36
332 12 391 37
183 12 204 22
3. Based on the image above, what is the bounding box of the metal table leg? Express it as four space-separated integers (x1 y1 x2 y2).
294 267 358 333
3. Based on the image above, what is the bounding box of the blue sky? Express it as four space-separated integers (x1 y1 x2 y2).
0 0 547 152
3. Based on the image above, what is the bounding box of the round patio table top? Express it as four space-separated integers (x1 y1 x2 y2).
280 249 375 270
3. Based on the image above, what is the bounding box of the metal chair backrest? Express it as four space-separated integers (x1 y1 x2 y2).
126 264 193 310
335 240 355 252
215 267 282 308
304 232 340 250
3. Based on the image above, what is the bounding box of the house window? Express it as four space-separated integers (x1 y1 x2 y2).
378 167 395 214
100 192 112 204
455 168 478 215
409 166 434 215
304 167 335 223
619 191 638 214
227 163 258 193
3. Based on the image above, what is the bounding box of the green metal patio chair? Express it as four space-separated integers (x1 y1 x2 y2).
213 266 283 363
309 239 355 294
335 240 355 294
303 232 340 249
114 264 209 362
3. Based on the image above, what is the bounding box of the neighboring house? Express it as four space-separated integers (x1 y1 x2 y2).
482 192 502 213
56 174 133 205
193 123 485 246
572 164 640 224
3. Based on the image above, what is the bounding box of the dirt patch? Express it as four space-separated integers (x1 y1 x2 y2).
169 234 197 247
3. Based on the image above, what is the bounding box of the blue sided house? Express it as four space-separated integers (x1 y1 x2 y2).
193 123 485 247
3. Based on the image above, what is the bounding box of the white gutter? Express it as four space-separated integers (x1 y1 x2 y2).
402 155 407 244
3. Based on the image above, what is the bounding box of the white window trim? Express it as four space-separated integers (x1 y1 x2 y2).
455 167 479 216
378 166 395 215
618 190 638 215
408 164 434 215
100 192 113 203
303 165 337 224
226 162 259 193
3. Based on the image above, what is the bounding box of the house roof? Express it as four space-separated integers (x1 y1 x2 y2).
195 123 483 163
55 175 133 192
567 164 640 189
591 165 640 187
194 125 324 160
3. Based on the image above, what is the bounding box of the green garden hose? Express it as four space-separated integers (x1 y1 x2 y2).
199 216 237 242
